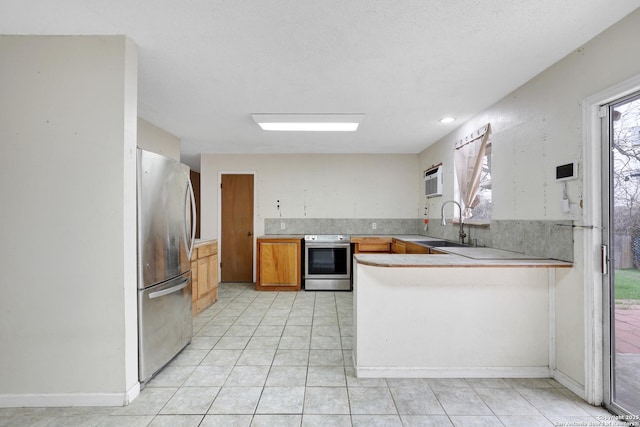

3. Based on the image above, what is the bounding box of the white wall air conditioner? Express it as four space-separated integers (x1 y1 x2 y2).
424 166 443 197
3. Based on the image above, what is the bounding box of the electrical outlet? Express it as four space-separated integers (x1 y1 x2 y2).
280 222 286 230
372 222 377 230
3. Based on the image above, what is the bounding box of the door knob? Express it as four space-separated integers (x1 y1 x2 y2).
248 231 253 237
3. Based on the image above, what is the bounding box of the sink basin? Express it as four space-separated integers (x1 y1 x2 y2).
413 240 469 248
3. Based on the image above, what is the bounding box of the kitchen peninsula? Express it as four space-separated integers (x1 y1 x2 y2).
352 247 571 379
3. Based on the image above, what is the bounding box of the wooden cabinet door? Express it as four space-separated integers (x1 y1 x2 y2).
260 242 298 286
406 242 429 254
196 252 218 295
190 260 198 301
197 257 210 297
210 254 219 293
392 239 406 254
192 242 219 315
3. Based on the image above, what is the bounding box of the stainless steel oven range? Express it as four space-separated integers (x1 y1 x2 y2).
304 235 351 291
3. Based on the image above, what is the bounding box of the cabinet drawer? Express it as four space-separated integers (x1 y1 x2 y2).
357 243 390 253
197 242 217 258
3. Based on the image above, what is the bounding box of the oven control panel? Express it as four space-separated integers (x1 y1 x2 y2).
304 235 349 242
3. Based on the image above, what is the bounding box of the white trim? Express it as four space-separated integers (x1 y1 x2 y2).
548 269 557 373
217 171 257 283
354 366 552 379
0 382 140 407
125 382 141 405
581 72 640 406
554 368 587 400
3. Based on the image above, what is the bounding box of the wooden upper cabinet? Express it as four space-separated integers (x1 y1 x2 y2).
352 236 392 254
256 237 302 291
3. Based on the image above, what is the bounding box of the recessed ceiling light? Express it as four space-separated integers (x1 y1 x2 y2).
439 117 455 124
251 113 364 132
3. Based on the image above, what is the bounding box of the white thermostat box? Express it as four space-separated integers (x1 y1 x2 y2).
556 162 578 181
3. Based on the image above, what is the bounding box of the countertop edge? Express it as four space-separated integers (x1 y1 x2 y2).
354 254 573 268
257 235 305 239
194 238 217 247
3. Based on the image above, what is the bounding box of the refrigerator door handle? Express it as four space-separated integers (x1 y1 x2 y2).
149 278 190 299
185 175 197 261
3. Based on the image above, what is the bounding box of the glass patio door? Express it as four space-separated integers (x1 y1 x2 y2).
603 91 640 417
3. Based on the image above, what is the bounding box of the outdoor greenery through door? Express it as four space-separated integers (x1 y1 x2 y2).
606 91 640 417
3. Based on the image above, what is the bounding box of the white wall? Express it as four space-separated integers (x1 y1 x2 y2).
418 8 640 396
200 154 419 239
137 117 181 161
0 36 138 405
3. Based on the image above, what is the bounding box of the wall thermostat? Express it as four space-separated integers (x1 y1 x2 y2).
556 162 578 181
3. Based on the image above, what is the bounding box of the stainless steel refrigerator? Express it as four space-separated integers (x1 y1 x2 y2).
137 148 196 384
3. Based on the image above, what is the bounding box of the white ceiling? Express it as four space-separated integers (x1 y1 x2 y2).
2 1 639 170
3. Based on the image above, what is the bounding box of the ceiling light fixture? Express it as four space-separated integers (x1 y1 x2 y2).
251 113 364 132
440 117 456 124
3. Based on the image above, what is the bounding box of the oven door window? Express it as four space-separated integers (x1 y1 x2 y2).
307 247 348 275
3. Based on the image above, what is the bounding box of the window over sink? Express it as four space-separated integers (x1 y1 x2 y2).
454 124 492 223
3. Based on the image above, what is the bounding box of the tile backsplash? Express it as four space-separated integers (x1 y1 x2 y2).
264 218 419 236
424 219 574 262
264 218 574 262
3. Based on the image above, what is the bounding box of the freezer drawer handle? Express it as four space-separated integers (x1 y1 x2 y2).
149 279 191 299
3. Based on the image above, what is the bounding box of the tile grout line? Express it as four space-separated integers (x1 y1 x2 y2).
50 283 615 426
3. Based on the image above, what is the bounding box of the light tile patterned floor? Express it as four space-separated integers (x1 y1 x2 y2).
0 283 624 427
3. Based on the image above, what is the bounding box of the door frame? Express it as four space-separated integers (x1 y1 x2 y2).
582 73 640 406
217 171 257 283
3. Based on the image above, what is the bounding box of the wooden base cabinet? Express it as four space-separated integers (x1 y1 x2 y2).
191 240 218 316
391 238 407 254
256 237 302 291
352 236 392 254
391 239 430 254
406 241 429 254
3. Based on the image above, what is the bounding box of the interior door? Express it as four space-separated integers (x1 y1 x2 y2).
220 174 254 282
603 92 640 417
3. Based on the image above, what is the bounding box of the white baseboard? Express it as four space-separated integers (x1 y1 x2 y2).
0 382 141 408
354 365 552 379
125 382 141 405
553 369 586 400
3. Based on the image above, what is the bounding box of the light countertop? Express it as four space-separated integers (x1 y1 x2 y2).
351 234 571 268
350 234 437 242
259 234 571 267
194 238 217 246
257 234 305 239
442 246 546 260
354 253 571 268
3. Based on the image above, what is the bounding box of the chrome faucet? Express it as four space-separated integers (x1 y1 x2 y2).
440 200 467 244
